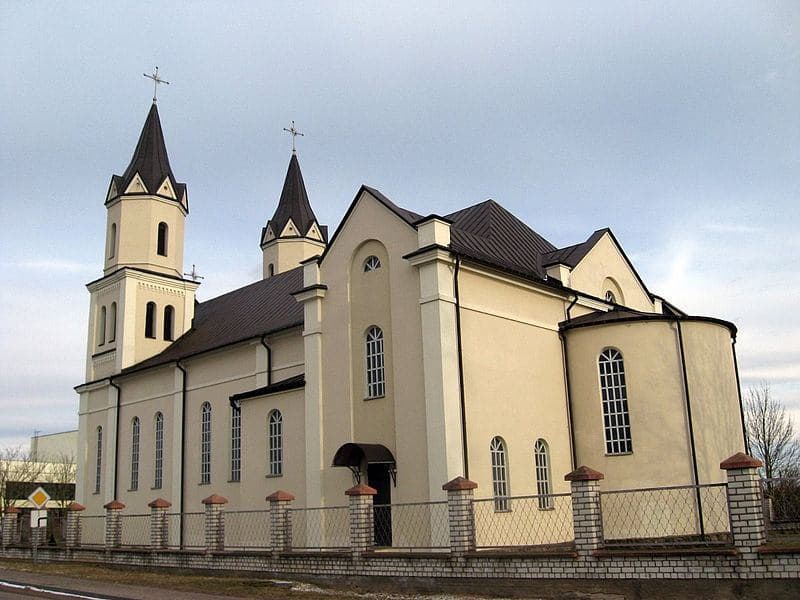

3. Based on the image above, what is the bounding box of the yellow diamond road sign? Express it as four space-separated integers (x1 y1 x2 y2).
28 486 50 509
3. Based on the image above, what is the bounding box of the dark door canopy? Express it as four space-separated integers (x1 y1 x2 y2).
332 443 396 485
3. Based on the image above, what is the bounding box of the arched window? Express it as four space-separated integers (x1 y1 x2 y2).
490 436 510 511
230 404 241 482
200 402 211 484
365 326 385 398
163 305 174 341
268 263 274 277
145 302 156 338
599 348 632 454
534 439 552 509
268 410 283 476
154 412 164 489
94 426 103 494
108 223 117 259
98 306 106 346
605 290 616 304
109 302 117 343
363 255 381 272
157 222 168 256
130 417 140 491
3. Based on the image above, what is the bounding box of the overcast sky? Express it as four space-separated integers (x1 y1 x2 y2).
0 2 798 449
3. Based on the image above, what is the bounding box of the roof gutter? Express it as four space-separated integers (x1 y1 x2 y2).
560 294 579 470
453 254 470 479
261 335 272 387
732 336 750 455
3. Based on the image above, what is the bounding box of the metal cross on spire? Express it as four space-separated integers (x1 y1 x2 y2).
184 264 204 282
283 120 304 154
143 66 170 103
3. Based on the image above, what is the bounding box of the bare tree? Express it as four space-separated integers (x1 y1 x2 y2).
745 383 800 480
44 452 77 509
0 446 46 510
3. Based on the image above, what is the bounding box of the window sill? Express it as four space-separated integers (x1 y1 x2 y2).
150 486 162 491
198 482 211 486
92 491 100 495
227 479 241 484
537 506 555 512
364 395 385 401
493 509 512 514
127 489 138 493
605 452 633 457
265 473 283 479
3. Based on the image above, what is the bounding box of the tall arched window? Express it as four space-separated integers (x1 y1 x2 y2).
108 223 117 259
157 222 168 256
94 426 103 494
365 326 385 398
268 410 283 476
490 436 510 511
98 306 106 346
154 412 164 489
200 402 211 484
268 263 274 277
130 417 140 491
534 439 553 509
145 302 156 338
109 302 117 343
163 305 174 341
230 404 241 482
599 348 632 454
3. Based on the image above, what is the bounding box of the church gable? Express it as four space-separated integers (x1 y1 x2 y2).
156 176 177 200
567 230 654 312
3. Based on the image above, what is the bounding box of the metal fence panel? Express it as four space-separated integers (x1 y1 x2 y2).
79 515 106 547
291 506 349 550
225 509 271 550
120 513 151 547
165 512 205 549
601 483 730 546
762 477 800 534
473 493 574 549
373 501 449 550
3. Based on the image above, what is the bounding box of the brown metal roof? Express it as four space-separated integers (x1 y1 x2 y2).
109 103 187 205
543 229 609 268
124 267 304 374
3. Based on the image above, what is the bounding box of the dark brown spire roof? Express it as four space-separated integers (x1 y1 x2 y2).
262 154 323 242
108 103 187 205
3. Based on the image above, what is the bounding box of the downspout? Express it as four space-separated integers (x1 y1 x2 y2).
731 336 749 454
561 294 579 470
675 320 704 538
260 335 272 386
176 360 187 548
453 254 469 479
109 378 121 501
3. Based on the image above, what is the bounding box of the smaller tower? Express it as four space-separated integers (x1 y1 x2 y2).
260 154 326 278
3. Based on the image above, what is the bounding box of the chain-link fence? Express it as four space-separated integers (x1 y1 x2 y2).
473 493 574 549
601 483 730 546
225 509 271 550
165 512 206 549
762 477 800 536
120 513 151 547
373 501 449 550
79 514 106 547
291 506 349 550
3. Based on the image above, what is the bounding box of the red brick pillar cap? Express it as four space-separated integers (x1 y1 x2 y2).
104 500 126 510
266 490 295 502
565 466 604 481
442 476 478 491
720 452 763 470
66 502 86 512
201 494 228 505
4 506 21 514
345 484 377 496
148 498 172 509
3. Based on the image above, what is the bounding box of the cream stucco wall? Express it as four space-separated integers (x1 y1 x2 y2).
262 236 325 279
568 233 654 312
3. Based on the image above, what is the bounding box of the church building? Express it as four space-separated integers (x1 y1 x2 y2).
75 101 748 528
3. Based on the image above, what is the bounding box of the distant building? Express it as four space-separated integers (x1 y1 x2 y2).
30 430 78 463
75 101 746 546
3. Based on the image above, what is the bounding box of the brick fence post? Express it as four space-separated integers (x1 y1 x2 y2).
443 477 477 558
566 466 604 559
267 491 294 557
65 502 85 550
720 453 766 556
202 494 227 553
2 507 20 548
103 500 125 550
346 484 376 559
148 498 171 550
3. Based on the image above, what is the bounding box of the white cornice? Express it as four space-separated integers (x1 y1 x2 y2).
87 267 200 293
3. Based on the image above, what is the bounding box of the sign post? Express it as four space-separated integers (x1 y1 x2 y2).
27 486 50 560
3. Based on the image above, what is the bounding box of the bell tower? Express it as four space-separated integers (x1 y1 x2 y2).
85 102 199 381
260 152 327 278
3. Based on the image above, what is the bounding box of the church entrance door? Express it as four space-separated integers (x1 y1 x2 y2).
368 463 392 547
